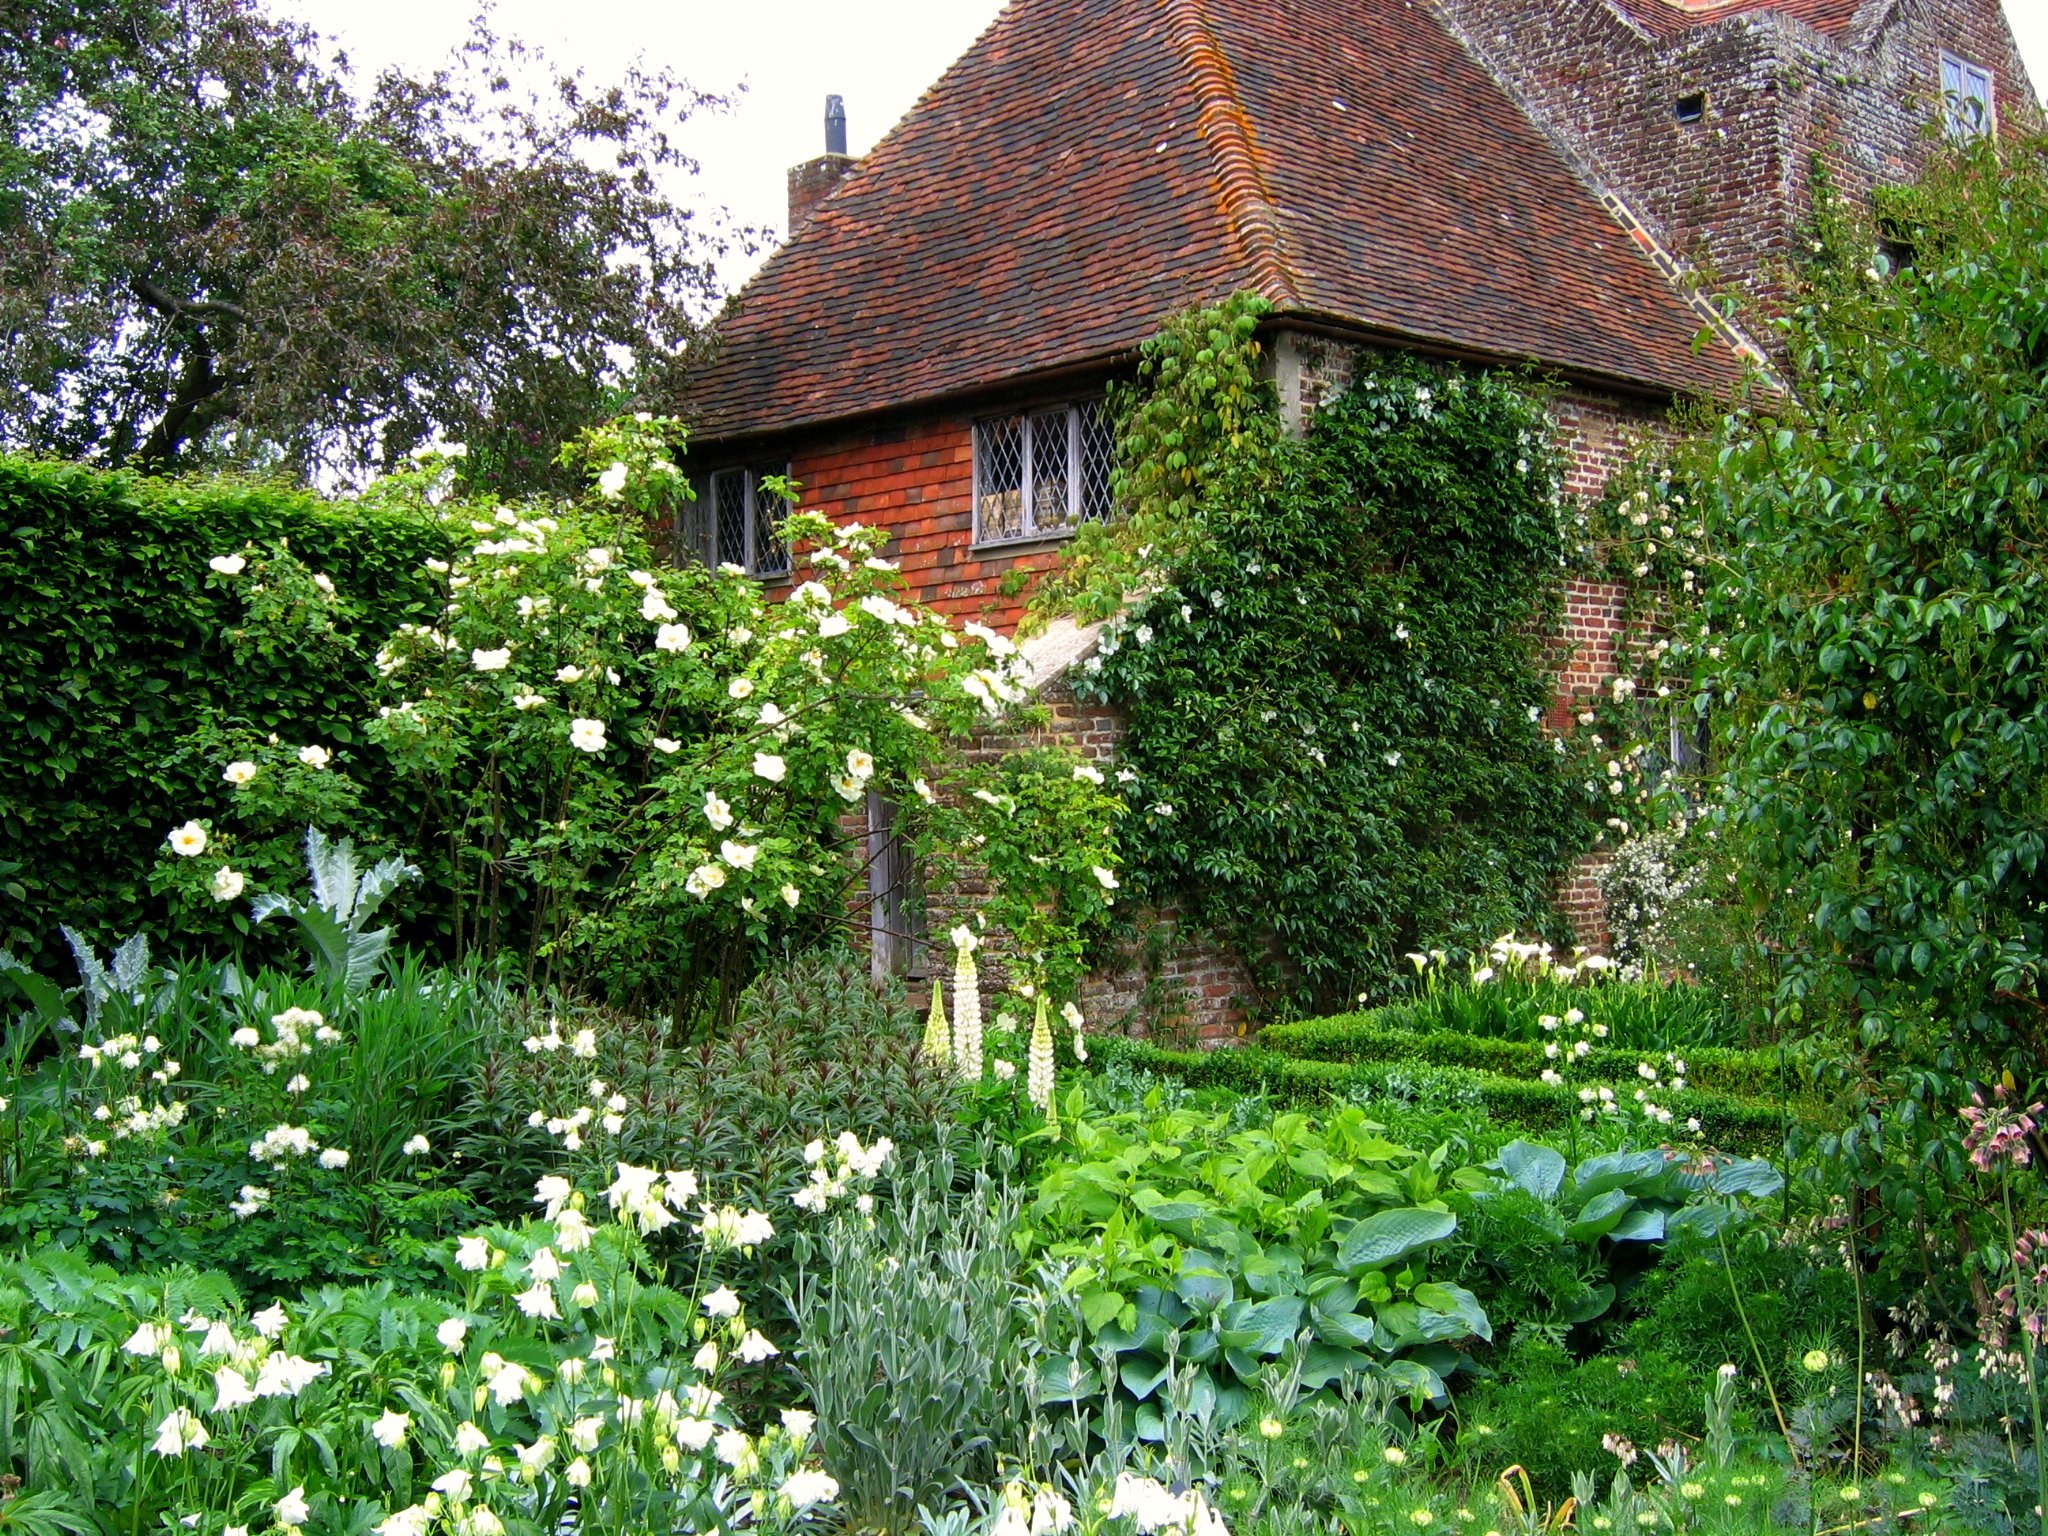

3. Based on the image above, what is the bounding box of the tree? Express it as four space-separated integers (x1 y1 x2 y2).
1674 131 2048 1254
0 0 738 491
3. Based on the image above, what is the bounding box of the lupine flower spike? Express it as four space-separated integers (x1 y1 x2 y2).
950 925 983 1082
921 976 951 1067
1028 994 1057 1128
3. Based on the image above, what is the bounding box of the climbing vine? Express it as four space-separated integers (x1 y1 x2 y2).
1073 336 1599 1016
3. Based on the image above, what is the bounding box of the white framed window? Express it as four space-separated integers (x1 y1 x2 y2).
973 400 1115 546
682 465 791 578
1940 51 1994 139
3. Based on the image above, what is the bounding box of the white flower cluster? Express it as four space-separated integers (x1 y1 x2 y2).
990 1479 1076 1536
76 1031 186 1149
1107 1473 1231 1536
230 1006 340 1072
791 1131 894 1213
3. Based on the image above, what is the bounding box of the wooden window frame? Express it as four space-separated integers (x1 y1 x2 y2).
681 465 792 579
971 400 1113 549
1939 50 1994 140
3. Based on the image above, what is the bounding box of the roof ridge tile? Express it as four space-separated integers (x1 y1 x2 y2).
1165 0 1301 305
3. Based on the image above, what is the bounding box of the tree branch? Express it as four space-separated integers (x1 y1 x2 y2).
130 275 253 327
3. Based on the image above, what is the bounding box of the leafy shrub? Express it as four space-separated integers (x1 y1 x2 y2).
1087 1036 1791 1152
788 1151 1034 1534
1077 357 1592 1013
1 902 492 1292
1020 1100 1491 1429
0 454 450 967
0 1162 839 1536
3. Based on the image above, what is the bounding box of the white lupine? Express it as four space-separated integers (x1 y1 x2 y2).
950 927 983 1083
1027 995 1057 1126
921 978 950 1067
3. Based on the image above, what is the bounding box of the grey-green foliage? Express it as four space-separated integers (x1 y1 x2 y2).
251 826 417 994
789 1150 1034 1534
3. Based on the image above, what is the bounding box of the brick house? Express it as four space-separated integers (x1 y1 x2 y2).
679 0 2034 1035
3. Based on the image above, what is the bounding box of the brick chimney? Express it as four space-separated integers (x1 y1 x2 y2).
787 94 855 236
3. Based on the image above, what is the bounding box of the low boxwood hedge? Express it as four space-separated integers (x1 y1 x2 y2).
1258 1011 1796 1103
1088 1035 1796 1153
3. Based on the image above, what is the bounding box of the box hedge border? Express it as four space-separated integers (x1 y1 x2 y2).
1088 1036 1795 1153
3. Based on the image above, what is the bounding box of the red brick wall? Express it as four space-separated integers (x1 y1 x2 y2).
1434 0 2035 312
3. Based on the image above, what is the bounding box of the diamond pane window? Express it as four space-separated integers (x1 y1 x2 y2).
1940 51 1993 139
973 401 1114 545
684 466 791 579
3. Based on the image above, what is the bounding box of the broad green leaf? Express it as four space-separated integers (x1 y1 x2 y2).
1338 1206 1457 1273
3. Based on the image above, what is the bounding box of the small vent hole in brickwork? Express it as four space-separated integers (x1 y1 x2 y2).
1674 92 1706 125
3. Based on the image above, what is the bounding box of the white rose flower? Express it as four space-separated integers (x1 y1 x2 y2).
727 677 755 700
720 840 758 871
597 462 629 498
222 760 257 784
655 622 691 651
569 718 607 754
752 752 786 783
166 820 208 857
685 864 728 898
210 866 245 902
207 553 247 576
780 883 801 908
641 589 678 623
297 745 331 769
471 647 512 672
652 737 681 754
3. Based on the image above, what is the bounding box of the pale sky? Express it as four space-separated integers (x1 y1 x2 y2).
289 0 2048 295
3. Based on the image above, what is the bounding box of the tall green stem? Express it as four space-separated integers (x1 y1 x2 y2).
1720 1223 1799 1466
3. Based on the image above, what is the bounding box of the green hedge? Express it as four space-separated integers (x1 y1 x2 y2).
1088 1036 1795 1153
1258 1011 1796 1102
0 456 451 968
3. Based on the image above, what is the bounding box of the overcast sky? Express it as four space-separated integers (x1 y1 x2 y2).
288 0 2048 294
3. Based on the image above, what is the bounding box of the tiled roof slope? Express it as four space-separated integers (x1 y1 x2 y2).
686 0 1741 445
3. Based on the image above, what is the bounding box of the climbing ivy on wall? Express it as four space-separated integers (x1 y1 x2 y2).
1072 335 1596 1017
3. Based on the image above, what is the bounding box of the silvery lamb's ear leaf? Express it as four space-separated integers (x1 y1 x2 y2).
304 826 362 925
343 926 392 996
109 933 150 997
350 858 418 933
60 925 109 1028
248 893 297 926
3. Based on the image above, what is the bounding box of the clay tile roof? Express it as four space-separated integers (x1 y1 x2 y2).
686 0 1743 446
1606 0 1867 37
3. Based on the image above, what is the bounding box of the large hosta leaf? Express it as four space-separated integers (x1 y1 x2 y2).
1338 1207 1457 1273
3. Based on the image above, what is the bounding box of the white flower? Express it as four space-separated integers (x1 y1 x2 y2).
274 1487 311 1528
701 791 734 830
222 760 257 785
816 611 851 639
528 1246 562 1282
212 1365 257 1413
1092 865 1119 890
702 1286 741 1318
403 1134 431 1155
166 821 208 857
208 553 247 576
1072 763 1104 784
752 752 786 782
210 866 245 902
759 701 786 726
641 588 678 623
431 1469 474 1502
780 883 801 908
685 863 728 898
251 1303 289 1339
295 744 332 770
317 1147 349 1169
487 1360 532 1406
253 1353 328 1399
597 462 629 498
993 1058 1016 1080
376 1507 434 1536
720 839 758 870
437 1316 469 1352
781 1469 841 1508
736 1329 780 1363
455 1236 492 1272
570 1028 597 1058
515 1281 559 1320
846 748 874 779
569 718 607 753
831 772 863 803
655 622 691 652
453 1421 490 1455
727 676 755 700
372 1408 411 1448
471 646 512 672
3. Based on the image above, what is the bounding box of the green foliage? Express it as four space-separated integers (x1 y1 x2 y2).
0 0 728 487
1652 132 2048 1259
1020 1099 1485 1426
1085 1036 1791 1152
0 455 450 968
1079 359 1592 1014
788 1152 1034 1534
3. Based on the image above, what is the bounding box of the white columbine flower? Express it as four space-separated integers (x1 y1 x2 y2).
569 718 607 754
371 1408 411 1448
781 1469 841 1508
736 1329 780 1363
702 1286 741 1318
210 866 245 902
212 1365 257 1413
437 1316 469 1352
274 1487 311 1528
166 821 208 857
455 1236 492 1272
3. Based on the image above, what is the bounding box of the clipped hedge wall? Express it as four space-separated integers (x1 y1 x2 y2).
1088 1036 1794 1153
0 456 452 967
1258 1011 1796 1103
